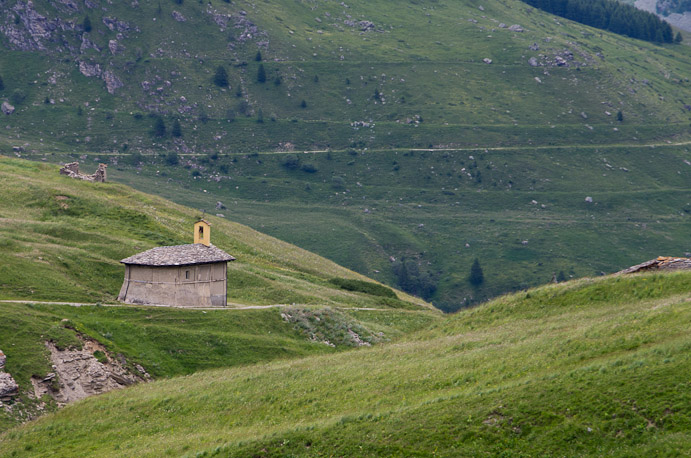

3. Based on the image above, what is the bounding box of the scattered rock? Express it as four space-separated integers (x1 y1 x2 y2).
60 162 107 182
0 350 19 402
102 17 131 32
528 57 539 67
508 24 524 32
585 196 593 203
2 101 15 115
483 58 493 64
529 42 540 51
102 69 123 94
0 373 19 402
171 11 186 22
215 201 226 210
78 60 101 77
580 112 588 119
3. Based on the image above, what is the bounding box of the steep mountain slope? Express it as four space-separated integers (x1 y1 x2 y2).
0 0 690 153
1 271 688 457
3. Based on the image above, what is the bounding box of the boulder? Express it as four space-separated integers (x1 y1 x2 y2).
2 101 15 115
508 24 524 32
528 57 539 67
0 373 19 401
102 70 123 94
0 350 5 369
171 11 187 22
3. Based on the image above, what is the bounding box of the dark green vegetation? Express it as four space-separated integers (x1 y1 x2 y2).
1 271 688 457
522 0 676 43
1 0 690 310
0 301 438 431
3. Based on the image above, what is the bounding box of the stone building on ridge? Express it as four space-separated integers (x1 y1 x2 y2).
117 220 235 307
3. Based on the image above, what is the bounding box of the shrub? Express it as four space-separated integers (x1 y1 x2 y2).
165 151 179 166
329 278 396 298
10 89 26 105
300 99 307 108
282 154 300 170
301 163 318 173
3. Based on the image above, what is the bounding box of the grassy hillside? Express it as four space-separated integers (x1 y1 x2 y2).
3 0 690 309
0 301 438 432
0 155 429 309
1 271 688 457
0 154 436 430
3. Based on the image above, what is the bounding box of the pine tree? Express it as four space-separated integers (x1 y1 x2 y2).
83 15 92 33
257 64 266 83
469 258 484 286
172 119 182 137
675 32 683 44
616 110 623 122
300 99 307 108
0 75 4 91
255 50 262 62
153 117 166 137
213 65 228 87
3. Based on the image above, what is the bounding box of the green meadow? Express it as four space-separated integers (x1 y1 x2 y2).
1 271 688 457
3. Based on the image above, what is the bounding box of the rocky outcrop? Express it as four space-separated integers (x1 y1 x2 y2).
0 350 19 402
31 339 148 405
59 162 107 182
103 69 123 94
78 60 101 77
171 11 187 22
2 101 15 115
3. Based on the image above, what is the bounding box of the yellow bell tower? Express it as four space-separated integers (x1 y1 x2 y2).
194 220 211 246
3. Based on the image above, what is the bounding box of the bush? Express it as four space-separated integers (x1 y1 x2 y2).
329 278 396 298
165 151 179 166
10 89 26 105
282 154 300 170
301 163 318 173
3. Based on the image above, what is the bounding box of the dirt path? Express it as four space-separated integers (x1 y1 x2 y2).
0 300 407 312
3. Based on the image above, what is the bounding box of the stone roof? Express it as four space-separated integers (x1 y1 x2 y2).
616 256 691 275
121 244 235 266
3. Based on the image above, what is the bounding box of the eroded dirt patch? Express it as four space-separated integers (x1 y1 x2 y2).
31 337 149 405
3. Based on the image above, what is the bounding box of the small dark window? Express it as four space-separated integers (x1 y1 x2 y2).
199 226 204 238
185 270 190 280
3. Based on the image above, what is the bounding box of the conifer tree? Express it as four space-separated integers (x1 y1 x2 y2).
83 15 92 33
172 119 182 137
153 117 166 137
255 50 262 62
213 65 229 87
469 258 484 286
257 64 266 83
